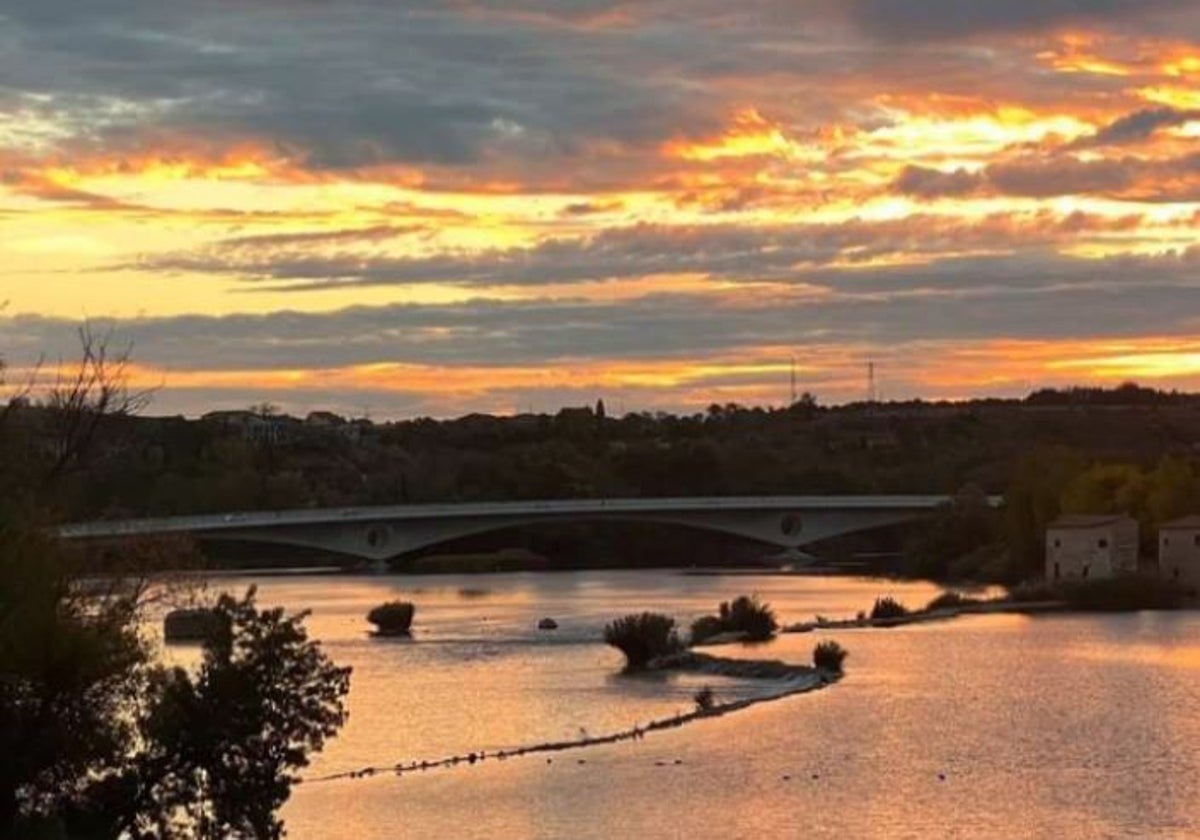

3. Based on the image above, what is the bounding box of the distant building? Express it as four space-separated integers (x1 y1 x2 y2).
201 410 295 446
1045 515 1139 581
305 411 347 428
1159 516 1200 588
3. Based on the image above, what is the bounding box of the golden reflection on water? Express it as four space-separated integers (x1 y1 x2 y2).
167 571 1200 839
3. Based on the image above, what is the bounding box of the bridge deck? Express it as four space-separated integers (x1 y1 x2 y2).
59 495 973 539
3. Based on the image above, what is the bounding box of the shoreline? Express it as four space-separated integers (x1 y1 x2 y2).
781 600 1068 634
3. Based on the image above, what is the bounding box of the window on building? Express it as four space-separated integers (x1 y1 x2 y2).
1174 568 1180 581
1053 562 1060 581
1082 565 1090 579
1098 538 1108 549
1053 539 1061 548
1164 537 1171 547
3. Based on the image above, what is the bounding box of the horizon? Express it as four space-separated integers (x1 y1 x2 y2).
2 2 1200 417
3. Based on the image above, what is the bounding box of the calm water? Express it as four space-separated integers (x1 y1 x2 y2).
186 571 1200 839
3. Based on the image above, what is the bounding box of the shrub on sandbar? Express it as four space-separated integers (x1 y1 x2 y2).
924 591 981 612
603 612 682 670
690 595 779 644
368 601 415 636
813 640 848 672
870 596 910 620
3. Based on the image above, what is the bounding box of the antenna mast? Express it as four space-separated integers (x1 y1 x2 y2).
790 355 797 405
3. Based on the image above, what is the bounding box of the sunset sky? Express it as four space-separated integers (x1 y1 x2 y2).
2 1 1199 418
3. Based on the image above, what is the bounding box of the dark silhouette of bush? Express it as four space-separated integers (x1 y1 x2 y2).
691 595 778 643
689 615 726 644
693 685 716 712
603 612 681 670
924 591 981 612
367 601 415 636
813 640 848 672
720 595 778 640
870 596 910 620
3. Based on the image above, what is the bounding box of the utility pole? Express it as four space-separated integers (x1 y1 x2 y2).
867 360 877 404
790 355 797 406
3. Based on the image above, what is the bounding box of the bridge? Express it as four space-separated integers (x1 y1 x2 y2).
58 496 976 561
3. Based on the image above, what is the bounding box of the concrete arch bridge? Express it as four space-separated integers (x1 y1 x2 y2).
58 496 984 562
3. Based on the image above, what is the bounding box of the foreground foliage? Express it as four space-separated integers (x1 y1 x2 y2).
1 329 352 838
603 613 682 670
0 560 351 839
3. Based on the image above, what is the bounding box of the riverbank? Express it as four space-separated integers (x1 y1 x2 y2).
781 599 1068 634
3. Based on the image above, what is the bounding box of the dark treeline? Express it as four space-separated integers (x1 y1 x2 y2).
7 383 1200 581
15 388 1200 520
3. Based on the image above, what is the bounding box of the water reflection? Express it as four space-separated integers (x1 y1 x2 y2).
183 571 1200 839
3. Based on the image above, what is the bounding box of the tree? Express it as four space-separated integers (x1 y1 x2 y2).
127 590 350 839
0 333 350 838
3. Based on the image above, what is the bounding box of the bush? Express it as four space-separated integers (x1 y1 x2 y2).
870 596 910 620
691 595 778 644
689 614 726 645
693 685 716 712
924 591 981 612
603 612 682 670
720 595 778 641
367 601 415 636
813 640 848 672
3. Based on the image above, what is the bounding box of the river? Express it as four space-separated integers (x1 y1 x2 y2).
186 570 1200 839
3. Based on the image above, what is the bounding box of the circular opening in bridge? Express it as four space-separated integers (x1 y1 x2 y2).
366 527 389 549
780 514 802 536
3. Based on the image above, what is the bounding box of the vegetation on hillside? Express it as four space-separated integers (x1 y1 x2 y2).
8 335 1200 585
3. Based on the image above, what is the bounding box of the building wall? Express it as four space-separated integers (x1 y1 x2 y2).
1046 520 1138 581
1159 528 1200 589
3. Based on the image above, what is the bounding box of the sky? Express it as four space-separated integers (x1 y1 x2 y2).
1 0 1199 418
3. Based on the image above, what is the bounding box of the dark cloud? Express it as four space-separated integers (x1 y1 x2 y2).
140 212 1167 289
0 1 729 175
1074 107 1200 149
838 0 1174 40
893 166 983 199
8 251 1198 376
894 152 1200 202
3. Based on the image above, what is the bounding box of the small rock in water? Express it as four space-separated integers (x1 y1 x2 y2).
538 617 559 630
782 775 791 781
938 773 947 781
